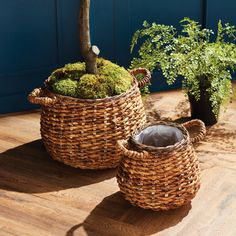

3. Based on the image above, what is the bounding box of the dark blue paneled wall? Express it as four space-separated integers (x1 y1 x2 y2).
0 1 58 113
206 0 236 80
0 0 235 113
206 0 236 28
0 0 81 113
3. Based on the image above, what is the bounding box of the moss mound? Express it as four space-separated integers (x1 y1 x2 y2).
48 58 133 99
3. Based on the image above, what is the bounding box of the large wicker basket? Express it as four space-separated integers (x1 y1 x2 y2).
28 68 150 169
117 120 206 211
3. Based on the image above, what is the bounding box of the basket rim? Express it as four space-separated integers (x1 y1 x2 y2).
129 121 190 152
44 77 139 103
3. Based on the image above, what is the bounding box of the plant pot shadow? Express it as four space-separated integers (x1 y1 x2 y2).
66 192 192 236
0 139 116 193
202 123 236 153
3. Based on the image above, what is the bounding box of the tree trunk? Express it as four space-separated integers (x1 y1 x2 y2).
79 0 100 74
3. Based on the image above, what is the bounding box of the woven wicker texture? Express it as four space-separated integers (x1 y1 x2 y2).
117 119 206 211
28 68 150 169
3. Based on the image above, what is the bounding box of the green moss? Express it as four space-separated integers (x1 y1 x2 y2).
97 59 133 95
48 58 133 99
52 79 78 97
48 62 86 85
77 74 108 99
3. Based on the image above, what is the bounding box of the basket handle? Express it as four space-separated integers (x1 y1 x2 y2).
129 68 151 88
28 88 57 106
183 119 206 144
117 139 147 158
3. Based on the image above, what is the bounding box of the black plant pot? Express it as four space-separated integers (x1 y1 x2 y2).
188 91 219 126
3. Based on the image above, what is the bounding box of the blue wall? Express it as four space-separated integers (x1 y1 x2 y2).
0 0 81 113
0 0 235 113
206 0 236 29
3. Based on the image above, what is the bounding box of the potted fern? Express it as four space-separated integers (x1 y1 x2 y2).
131 18 236 125
28 0 150 169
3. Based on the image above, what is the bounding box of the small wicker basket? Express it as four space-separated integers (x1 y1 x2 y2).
117 119 206 211
28 68 150 169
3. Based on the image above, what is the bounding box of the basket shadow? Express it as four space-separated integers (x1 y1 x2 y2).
66 192 191 236
0 139 116 193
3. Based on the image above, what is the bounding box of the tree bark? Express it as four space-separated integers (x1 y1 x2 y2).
79 0 100 74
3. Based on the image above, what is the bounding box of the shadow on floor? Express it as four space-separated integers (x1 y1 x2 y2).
0 139 116 193
66 192 191 236
204 124 236 152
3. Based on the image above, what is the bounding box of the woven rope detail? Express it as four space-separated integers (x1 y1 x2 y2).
116 121 205 211
37 78 146 169
183 119 206 144
28 88 57 106
130 68 151 88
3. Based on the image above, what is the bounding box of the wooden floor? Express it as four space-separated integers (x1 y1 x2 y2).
0 90 236 236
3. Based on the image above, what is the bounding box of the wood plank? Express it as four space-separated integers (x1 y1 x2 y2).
0 88 236 235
